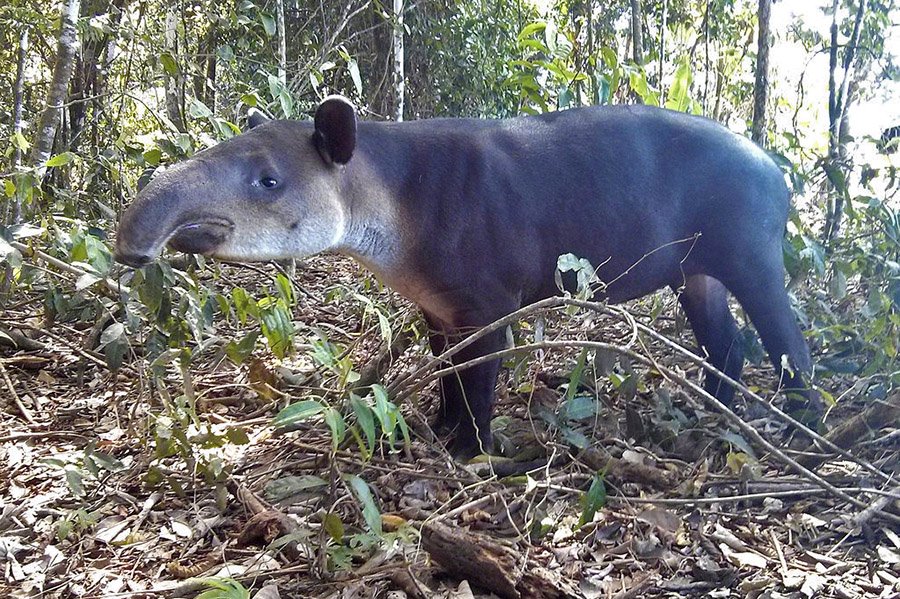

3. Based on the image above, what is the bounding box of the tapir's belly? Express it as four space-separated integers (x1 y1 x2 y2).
402 192 713 326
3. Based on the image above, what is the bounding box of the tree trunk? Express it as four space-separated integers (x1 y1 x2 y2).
824 0 868 243
31 0 81 174
8 28 29 225
630 0 643 64
392 0 404 122
702 0 711 112
276 0 287 86
164 6 187 133
193 26 217 109
658 0 667 99
751 0 772 147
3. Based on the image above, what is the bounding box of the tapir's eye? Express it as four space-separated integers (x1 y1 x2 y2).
257 177 279 189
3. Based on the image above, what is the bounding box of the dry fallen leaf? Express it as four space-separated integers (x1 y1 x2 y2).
720 543 768 569
253 583 282 599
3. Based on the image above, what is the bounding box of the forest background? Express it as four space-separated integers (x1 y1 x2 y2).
0 0 899 597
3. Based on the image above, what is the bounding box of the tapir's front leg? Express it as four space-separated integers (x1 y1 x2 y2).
426 317 506 458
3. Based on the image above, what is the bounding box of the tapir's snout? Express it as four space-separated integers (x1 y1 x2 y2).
167 219 235 255
114 217 235 268
114 249 153 268
114 155 240 269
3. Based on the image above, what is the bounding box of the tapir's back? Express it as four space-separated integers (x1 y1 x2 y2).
368 105 790 305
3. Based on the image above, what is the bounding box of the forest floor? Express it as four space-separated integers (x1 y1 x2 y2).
1 255 899 599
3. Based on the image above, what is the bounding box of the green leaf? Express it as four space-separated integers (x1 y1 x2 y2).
10 223 42 240
159 52 178 76
88 450 126 473
566 349 587 401
562 427 590 449
324 407 346 451
65 468 85 498
664 58 693 112
231 287 254 323
260 12 276 37
578 473 607 526
143 148 162 166
225 330 258 364
98 323 128 371
347 58 363 96
347 475 382 534
563 395 599 421
272 399 325 429
264 475 328 502
12 132 30 151
274 273 293 304
75 272 102 290
351 395 376 453
371 384 395 435
4 179 16 198
46 152 76 167
259 299 294 358
323 512 344 542
195 578 250 599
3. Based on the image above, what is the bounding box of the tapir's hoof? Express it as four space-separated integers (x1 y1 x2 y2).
448 431 494 461
432 414 460 436
783 389 824 430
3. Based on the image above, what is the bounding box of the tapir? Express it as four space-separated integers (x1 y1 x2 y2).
115 95 820 457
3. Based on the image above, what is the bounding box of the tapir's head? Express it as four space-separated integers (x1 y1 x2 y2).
114 96 359 268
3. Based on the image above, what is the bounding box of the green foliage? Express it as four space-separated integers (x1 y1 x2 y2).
347 474 382 534
195 578 250 599
579 473 607 527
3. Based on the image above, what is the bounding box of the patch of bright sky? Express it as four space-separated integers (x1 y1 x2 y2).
771 1 900 146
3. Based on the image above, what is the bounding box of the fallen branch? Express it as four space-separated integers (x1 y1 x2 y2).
396 338 900 526
0 326 47 351
390 296 893 488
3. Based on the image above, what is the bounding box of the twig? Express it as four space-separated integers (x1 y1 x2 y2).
0 360 36 424
390 296 894 487
395 338 900 525
9 240 130 296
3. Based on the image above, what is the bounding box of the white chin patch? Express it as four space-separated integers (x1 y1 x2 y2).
329 203 346 247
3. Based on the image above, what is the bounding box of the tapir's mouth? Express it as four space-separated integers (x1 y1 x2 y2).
167 218 235 255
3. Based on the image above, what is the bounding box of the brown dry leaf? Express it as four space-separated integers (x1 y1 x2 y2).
636 507 682 534
449 580 475 599
36 370 57 385
884 527 900 549
800 573 827 597
382 513 407 532
738 575 777 593
712 522 752 553
252 584 282 599
678 458 709 497
781 568 806 589
460 509 491 524
248 357 281 400
720 543 768 569
877 545 900 565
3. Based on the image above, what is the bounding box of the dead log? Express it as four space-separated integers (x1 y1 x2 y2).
797 391 900 469
577 446 678 490
421 520 578 599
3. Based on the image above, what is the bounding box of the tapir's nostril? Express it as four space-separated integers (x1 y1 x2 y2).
114 251 152 268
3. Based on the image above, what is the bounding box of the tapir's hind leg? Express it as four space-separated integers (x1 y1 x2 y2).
722 263 822 421
674 275 744 404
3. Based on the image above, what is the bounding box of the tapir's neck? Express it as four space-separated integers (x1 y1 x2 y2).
333 149 404 274
332 123 434 272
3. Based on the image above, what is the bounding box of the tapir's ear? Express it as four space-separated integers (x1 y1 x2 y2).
247 108 270 130
314 95 357 165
